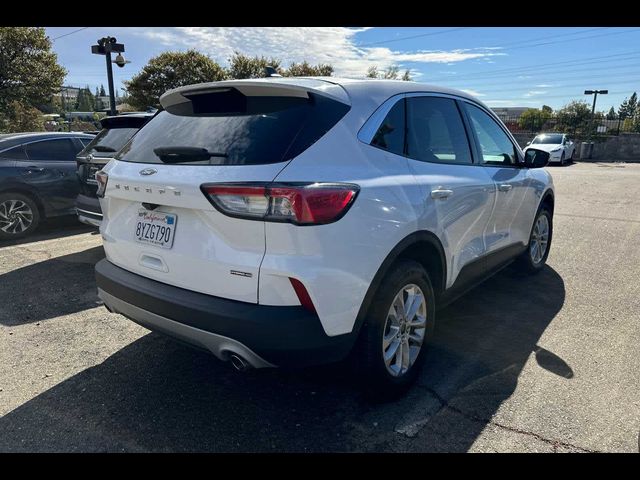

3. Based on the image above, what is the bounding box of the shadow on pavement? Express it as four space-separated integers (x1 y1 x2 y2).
0 264 566 452
0 216 96 248
0 245 105 326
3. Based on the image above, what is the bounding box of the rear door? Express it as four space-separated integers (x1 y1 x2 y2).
462 102 537 254
20 138 83 213
402 94 496 287
100 83 350 303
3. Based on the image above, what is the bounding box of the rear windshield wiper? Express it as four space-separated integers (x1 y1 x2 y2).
92 145 117 153
153 146 228 163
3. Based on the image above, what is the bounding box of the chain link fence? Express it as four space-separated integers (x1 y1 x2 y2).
497 113 638 138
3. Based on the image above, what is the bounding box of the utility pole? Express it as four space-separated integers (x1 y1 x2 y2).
91 37 127 116
584 89 608 138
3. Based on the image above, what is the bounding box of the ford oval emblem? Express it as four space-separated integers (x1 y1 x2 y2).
139 168 158 176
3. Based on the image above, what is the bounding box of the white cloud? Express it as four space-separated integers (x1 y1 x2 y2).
535 84 554 88
485 99 541 106
460 88 486 97
130 27 505 78
523 90 548 97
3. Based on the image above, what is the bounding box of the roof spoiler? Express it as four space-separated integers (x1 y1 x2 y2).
160 80 349 116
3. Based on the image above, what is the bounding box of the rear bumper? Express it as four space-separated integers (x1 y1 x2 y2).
95 259 356 368
76 194 102 227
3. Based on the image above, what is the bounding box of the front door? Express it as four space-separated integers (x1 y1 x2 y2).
462 102 537 256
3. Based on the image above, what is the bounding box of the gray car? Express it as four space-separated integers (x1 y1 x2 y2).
0 132 94 240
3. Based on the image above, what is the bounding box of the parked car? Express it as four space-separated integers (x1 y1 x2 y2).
0 132 95 240
76 113 153 227
94 78 554 396
525 133 575 165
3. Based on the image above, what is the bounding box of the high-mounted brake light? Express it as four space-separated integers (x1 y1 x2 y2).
95 170 109 198
201 183 359 225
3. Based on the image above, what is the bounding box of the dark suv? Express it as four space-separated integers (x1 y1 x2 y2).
0 132 94 240
76 113 153 226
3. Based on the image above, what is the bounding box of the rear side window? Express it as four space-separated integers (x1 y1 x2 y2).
24 139 78 161
406 97 472 164
0 145 27 160
371 99 405 156
116 92 350 166
81 127 140 158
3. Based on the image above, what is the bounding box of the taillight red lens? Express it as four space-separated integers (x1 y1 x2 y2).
95 170 109 198
202 183 359 225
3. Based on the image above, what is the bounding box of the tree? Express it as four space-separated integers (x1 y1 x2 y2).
518 108 552 132
542 105 553 114
366 66 379 78
75 87 95 111
0 27 66 119
227 52 281 79
100 84 106 97
124 50 227 110
618 92 638 120
383 66 399 80
282 61 333 77
366 65 410 81
606 106 617 120
556 100 592 133
401 70 412 81
0 101 44 133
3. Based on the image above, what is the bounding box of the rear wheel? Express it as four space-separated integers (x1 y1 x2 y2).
355 259 435 400
560 152 566 166
0 193 40 240
515 207 552 274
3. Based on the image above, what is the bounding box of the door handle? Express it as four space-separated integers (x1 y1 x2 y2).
430 188 453 200
23 166 45 174
498 184 513 192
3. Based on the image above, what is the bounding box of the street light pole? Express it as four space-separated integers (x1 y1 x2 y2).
104 49 117 116
584 89 608 138
91 37 126 116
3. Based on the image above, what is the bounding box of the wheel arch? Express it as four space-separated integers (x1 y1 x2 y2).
0 186 46 218
540 188 554 215
351 230 447 335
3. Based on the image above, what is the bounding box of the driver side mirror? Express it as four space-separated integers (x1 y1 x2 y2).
524 148 550 168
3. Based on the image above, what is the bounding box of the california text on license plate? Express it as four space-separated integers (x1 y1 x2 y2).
135 209 177 249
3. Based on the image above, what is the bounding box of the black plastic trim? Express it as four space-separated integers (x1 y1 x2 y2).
95 259 356 367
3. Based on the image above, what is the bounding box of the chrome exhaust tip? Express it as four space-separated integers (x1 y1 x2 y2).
229 353 251 372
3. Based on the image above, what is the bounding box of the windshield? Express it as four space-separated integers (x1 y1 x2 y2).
80 127 140 158
532 134 563 145
116 93 350 166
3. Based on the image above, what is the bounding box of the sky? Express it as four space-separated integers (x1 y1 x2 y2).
44 26 640 112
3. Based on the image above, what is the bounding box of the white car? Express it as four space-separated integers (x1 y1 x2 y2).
94 78 554 397
525 133 575 165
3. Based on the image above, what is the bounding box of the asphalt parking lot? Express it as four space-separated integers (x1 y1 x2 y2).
1 161 639 452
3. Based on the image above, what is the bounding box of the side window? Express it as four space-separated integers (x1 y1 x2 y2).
371 99 405 156
465 104 518 166
24 139 77 162
406 97 472 164
0 145 27 160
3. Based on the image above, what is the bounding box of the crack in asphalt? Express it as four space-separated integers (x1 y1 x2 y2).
411 385 600 453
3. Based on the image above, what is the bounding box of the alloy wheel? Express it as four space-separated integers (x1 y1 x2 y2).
0 199 34 235
382 284 427 377
530 214 549 265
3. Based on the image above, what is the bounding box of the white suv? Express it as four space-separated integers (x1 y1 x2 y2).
95 78 554 396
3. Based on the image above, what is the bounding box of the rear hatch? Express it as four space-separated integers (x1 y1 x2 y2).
77 116 150 196
100 79 350 303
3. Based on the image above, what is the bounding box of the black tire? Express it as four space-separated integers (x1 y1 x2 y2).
0 192 40 241
560 152 565 166
515 207 552 274
355 259 436 401
569 148 574 161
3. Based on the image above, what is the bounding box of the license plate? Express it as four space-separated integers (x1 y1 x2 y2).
86 165 100 184
134 209 177 249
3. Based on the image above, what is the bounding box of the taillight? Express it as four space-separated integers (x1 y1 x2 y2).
95 170 109 198
201 183 359 225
